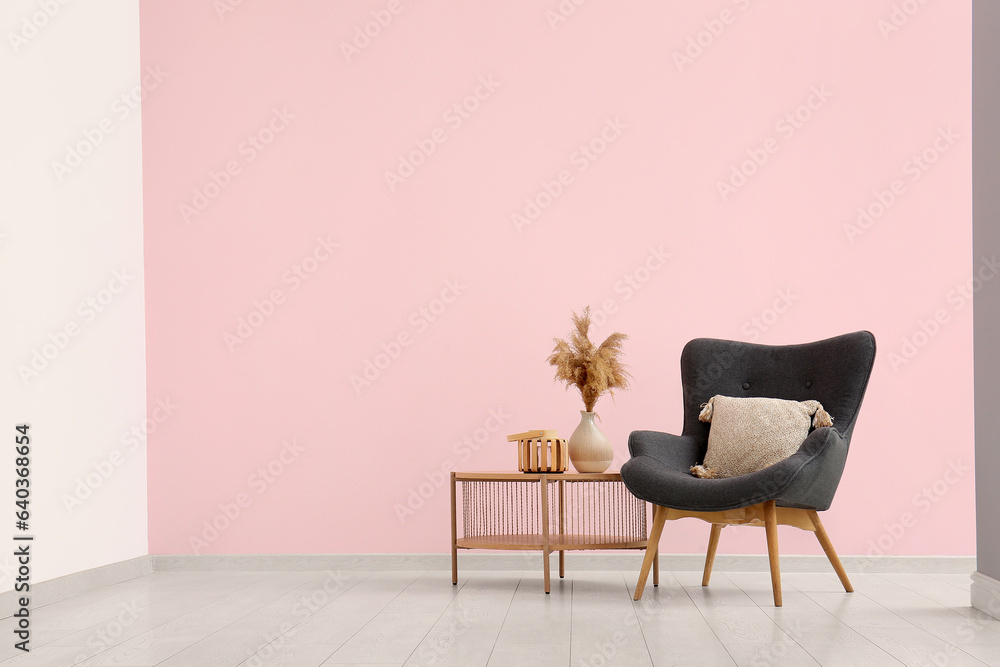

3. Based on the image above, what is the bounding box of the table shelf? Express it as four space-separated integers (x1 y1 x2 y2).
457 533 649 550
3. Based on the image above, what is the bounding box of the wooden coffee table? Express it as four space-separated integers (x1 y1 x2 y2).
450 471 658 593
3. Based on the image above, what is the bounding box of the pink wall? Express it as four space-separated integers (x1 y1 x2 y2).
142 1 973 557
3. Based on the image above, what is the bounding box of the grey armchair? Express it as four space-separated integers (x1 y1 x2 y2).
620 331 876 606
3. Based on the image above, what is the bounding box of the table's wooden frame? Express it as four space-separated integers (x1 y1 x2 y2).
450 471 659 593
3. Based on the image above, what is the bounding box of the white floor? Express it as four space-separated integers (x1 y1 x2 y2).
2 568 997 666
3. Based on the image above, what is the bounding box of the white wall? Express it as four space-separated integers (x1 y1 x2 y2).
0 1 146 588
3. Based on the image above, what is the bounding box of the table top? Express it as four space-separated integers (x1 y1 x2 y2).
453 471 622 481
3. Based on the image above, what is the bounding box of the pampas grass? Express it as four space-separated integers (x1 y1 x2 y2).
548 306 631 412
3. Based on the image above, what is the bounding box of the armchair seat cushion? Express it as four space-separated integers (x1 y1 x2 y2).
622 424 852 512
623 455 793 511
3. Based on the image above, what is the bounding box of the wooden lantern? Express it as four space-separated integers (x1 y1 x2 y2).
507 430 568 473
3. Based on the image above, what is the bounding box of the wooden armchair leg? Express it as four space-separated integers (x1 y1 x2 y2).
808 510 853 593
702 523 723 586
634 505 668 600
764 500 782 607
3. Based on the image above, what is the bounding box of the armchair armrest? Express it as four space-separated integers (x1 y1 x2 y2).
770 426 850 510
795 425 847 458
628 430 702 469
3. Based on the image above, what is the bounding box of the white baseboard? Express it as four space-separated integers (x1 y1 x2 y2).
152 552 976 575
0 555 152 616
972 570 1000 619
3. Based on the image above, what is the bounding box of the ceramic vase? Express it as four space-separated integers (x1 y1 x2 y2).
568 410 612 473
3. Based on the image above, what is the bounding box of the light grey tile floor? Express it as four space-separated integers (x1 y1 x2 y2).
3 567 987 666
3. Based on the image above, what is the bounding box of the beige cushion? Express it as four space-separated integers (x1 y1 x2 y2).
690 396 833 479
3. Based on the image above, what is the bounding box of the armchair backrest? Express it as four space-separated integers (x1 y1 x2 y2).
680 331 877 448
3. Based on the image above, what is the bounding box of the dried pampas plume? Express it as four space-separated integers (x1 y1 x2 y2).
547 306 631 412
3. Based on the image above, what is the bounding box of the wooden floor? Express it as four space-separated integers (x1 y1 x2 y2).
3 568 997 666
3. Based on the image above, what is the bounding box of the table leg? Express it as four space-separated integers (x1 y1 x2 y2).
558 479 565 579
540 475 551 593
450 472 458 585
